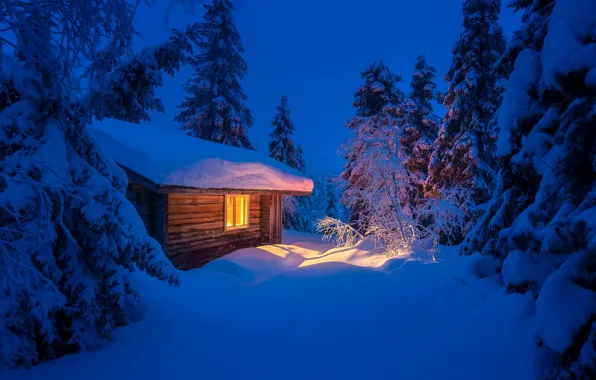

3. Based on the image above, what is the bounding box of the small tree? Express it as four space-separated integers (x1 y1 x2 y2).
269 95 298 168
324 178 339 219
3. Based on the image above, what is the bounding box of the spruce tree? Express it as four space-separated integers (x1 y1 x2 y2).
461 0 596 376
267 99 313 232
281 146 314 232
175 0 254 150
400 55 440 204
296 145 307 174
341 61 404 228
425 0 506 207
325 178 339 219
269 95 298 168
0 1 197 368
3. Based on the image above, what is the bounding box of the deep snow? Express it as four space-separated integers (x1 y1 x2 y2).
6 231 540 380
90 122 313 193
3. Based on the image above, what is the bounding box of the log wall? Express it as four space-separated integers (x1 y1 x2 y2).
125 177 285 269
165 193 282 269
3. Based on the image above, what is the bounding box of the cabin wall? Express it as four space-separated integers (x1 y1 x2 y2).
165 193 277 269
125 179 165 245
124 176 286 269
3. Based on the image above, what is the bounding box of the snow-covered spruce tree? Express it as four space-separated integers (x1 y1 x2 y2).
282 144 315 232
425 0 506 213
341 61 404 229
461 0 596 377
175 0 254 149
0 1 198 368
325 178 339 219
296 144 307 174
85 24 201 124
310 176 349 224
269 95 298 169
400 55 440 207
267 95 311 231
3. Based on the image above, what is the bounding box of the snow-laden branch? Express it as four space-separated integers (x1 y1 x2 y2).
316 217 364 249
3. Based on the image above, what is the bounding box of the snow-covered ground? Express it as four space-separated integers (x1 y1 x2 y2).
6 231 540 380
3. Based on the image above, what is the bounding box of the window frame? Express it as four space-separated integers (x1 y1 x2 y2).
224 194 250 231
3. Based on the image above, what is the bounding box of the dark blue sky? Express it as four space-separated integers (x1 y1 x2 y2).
129 0 521 177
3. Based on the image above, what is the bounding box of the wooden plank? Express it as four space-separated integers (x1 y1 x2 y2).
167 228 261 246
168 235 261 255
168 199 223 206
168 204 224 214
168 227 261 245
168 211 224 221
168 225 261 240
168 220 224 232
168 194 223 201
170 214 223 226
163 193 169 249
259 194 272 244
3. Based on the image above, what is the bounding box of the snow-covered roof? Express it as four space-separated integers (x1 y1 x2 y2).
89 122 314 194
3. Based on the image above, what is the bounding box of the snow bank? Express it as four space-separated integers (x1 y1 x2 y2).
5 231 539 380
89 122 314 193
214 235 391 283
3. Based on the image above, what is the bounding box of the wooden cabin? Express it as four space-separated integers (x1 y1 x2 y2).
91 123 313 269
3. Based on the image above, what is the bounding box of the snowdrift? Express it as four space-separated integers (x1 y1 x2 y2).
90 122 314 193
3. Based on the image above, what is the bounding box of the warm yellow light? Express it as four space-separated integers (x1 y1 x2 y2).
225 194 249 230
226 196 234 227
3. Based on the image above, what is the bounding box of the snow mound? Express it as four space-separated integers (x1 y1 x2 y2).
89 122 314 193
3 231 539 380
201 259 256 283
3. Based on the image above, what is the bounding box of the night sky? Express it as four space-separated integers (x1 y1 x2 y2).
127 0 521 177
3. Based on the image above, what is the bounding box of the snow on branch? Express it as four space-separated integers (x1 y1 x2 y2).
316 217 364 248
82 23 201 123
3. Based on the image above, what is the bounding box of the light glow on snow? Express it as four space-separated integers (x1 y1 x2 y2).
4 230 539 380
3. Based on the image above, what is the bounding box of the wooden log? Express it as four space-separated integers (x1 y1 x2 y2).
167 227 261 246
167 198 223 206
169 193 224 203
168 220 226 233
168 211 224 221
167 235 261 255
168 204 224 214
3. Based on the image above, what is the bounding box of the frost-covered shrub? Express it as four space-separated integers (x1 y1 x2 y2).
341 61 404 228
416 187 471 254
316 217 364 249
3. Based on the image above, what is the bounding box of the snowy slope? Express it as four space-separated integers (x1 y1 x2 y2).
89 122 314 193
6 231 539 380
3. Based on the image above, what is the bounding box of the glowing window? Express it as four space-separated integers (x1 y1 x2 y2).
225 195 249 230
